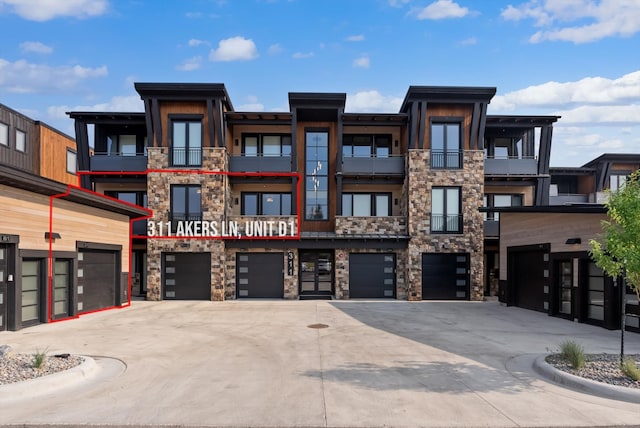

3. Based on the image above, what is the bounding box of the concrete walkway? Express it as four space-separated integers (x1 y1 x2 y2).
0 300 639 427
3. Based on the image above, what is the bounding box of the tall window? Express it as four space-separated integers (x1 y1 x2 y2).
0 122 8 146
242 134 291 157
342 193 390 216
343 135 391 158
431 122 461 168
431 187 461 233
242 193 292 215
15 129 26 152
107 134 137 156
170 185 201 224
305 131 329 220
483 194 523 221
172 120 202 166
66 149 77 174
610 174 627 191
105 191 148 207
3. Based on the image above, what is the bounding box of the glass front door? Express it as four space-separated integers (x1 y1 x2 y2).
557 260 573 317
300 251 333 295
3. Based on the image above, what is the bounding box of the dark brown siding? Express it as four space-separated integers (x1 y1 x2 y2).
0 106 36 173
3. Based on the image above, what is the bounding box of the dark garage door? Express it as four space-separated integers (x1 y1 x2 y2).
349 253 396 298
511 250 546 312
236 253 284 298
422 253 469 300
78 249 117 313
163 253 211 300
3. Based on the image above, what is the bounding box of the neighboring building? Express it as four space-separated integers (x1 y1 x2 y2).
69 82 567 303
0 107 149 331
496 153 640 332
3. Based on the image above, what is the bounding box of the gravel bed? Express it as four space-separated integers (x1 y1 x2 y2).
546 353 640 389
0 349 84 385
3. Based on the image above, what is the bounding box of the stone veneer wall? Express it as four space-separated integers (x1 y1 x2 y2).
224 248 299 299
334 248 408 300
407 149 484 301
334 216 407 235
146 147 228 301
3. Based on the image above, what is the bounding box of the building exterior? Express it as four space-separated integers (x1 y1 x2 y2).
496 153 640 331
69 82 568 304
0 105 149 331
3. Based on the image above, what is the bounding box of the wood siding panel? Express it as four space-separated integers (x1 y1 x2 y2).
0 185 131 270
423 104 473 150
159 102 210 147
499 212 607 280
37 124 77 185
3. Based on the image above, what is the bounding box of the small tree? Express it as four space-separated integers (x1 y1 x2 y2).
590 170 640 362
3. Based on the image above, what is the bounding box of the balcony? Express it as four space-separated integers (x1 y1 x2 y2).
485 156 538 176
430 214 463 234
229 155 292 172
341 155 405 176
90 153 148 172
549 194 591 205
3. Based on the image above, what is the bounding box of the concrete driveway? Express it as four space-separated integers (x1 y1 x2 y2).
1 300 639 427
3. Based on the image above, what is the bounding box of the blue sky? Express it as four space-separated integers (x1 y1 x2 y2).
1 0 639 166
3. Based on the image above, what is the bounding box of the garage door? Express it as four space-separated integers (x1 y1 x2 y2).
163 253 211 300
349 253 396 298
511 250 546 312
236 253 284 298
78 249 117 313
422 253 469 300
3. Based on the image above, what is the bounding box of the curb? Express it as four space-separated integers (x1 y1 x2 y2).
0 356 98 402
533 354 640 404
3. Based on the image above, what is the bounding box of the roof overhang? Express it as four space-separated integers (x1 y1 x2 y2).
400 86 497 112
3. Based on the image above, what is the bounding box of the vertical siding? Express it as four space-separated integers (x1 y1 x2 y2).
0 105 37 173
37 124 78 185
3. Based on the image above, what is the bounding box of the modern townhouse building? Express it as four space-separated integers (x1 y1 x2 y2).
0 104 149 331
69 82 569 305
496 153 640 331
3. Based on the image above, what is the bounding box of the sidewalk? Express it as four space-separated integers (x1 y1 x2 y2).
0 300 639 427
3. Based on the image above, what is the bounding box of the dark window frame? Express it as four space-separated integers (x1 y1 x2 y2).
483 193 523 221
241 133 292 157
431 186 462 234
0 121 8 146
15 128 26 153
430 117 463 169
343 134 392 158
104 190 148 207
341 192 392 216
241 192 293 216
66 148 77 175
170 184 202 230
170 115 203 167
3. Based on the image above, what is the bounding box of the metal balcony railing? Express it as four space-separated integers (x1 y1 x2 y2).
341 154 405 175
431 151 462 169
90 152 148 171
228 154 292 172
171 148 202 167
430 214 463 233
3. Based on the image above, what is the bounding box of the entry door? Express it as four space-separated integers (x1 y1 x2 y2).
52 260 72 319
21 259 42 327
585 261 606 325
300 251 333 295
0 245 7 331
555 259 573 319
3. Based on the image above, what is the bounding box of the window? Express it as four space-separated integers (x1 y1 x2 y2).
104 191 147 207
242 134 291 157
0 122 7 146
431 187 461 233
610 174 627 191
483 194 523 221
342 193 391 216
172 120 202 166
431 122 461 168
106 134 137 156
170 185 201 226
241 193 292 215
305 130 329 220
16 129 26 152
343 135 391 158
66 149 77 174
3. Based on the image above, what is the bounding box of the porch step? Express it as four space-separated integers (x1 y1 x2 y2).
299 295 333 301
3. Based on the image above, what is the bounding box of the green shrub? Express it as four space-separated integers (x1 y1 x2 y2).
32 348 48 369
621 358 640 381
559 340 586 369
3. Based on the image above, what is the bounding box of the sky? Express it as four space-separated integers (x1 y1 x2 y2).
0 0 639 167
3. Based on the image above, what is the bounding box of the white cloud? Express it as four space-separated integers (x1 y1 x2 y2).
346 34 365 42
188 39 208 47
292 52 314 59
176 56 203 71
267 43 284 55
501 0 640 43
209 36 258 62
490 70 640 111
19 41 53 54
554 105 640 126
353 55 370 68
414 0 469 20
0 0 108 21
346 90 403 113
0 58 107 93
47 95 143 120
